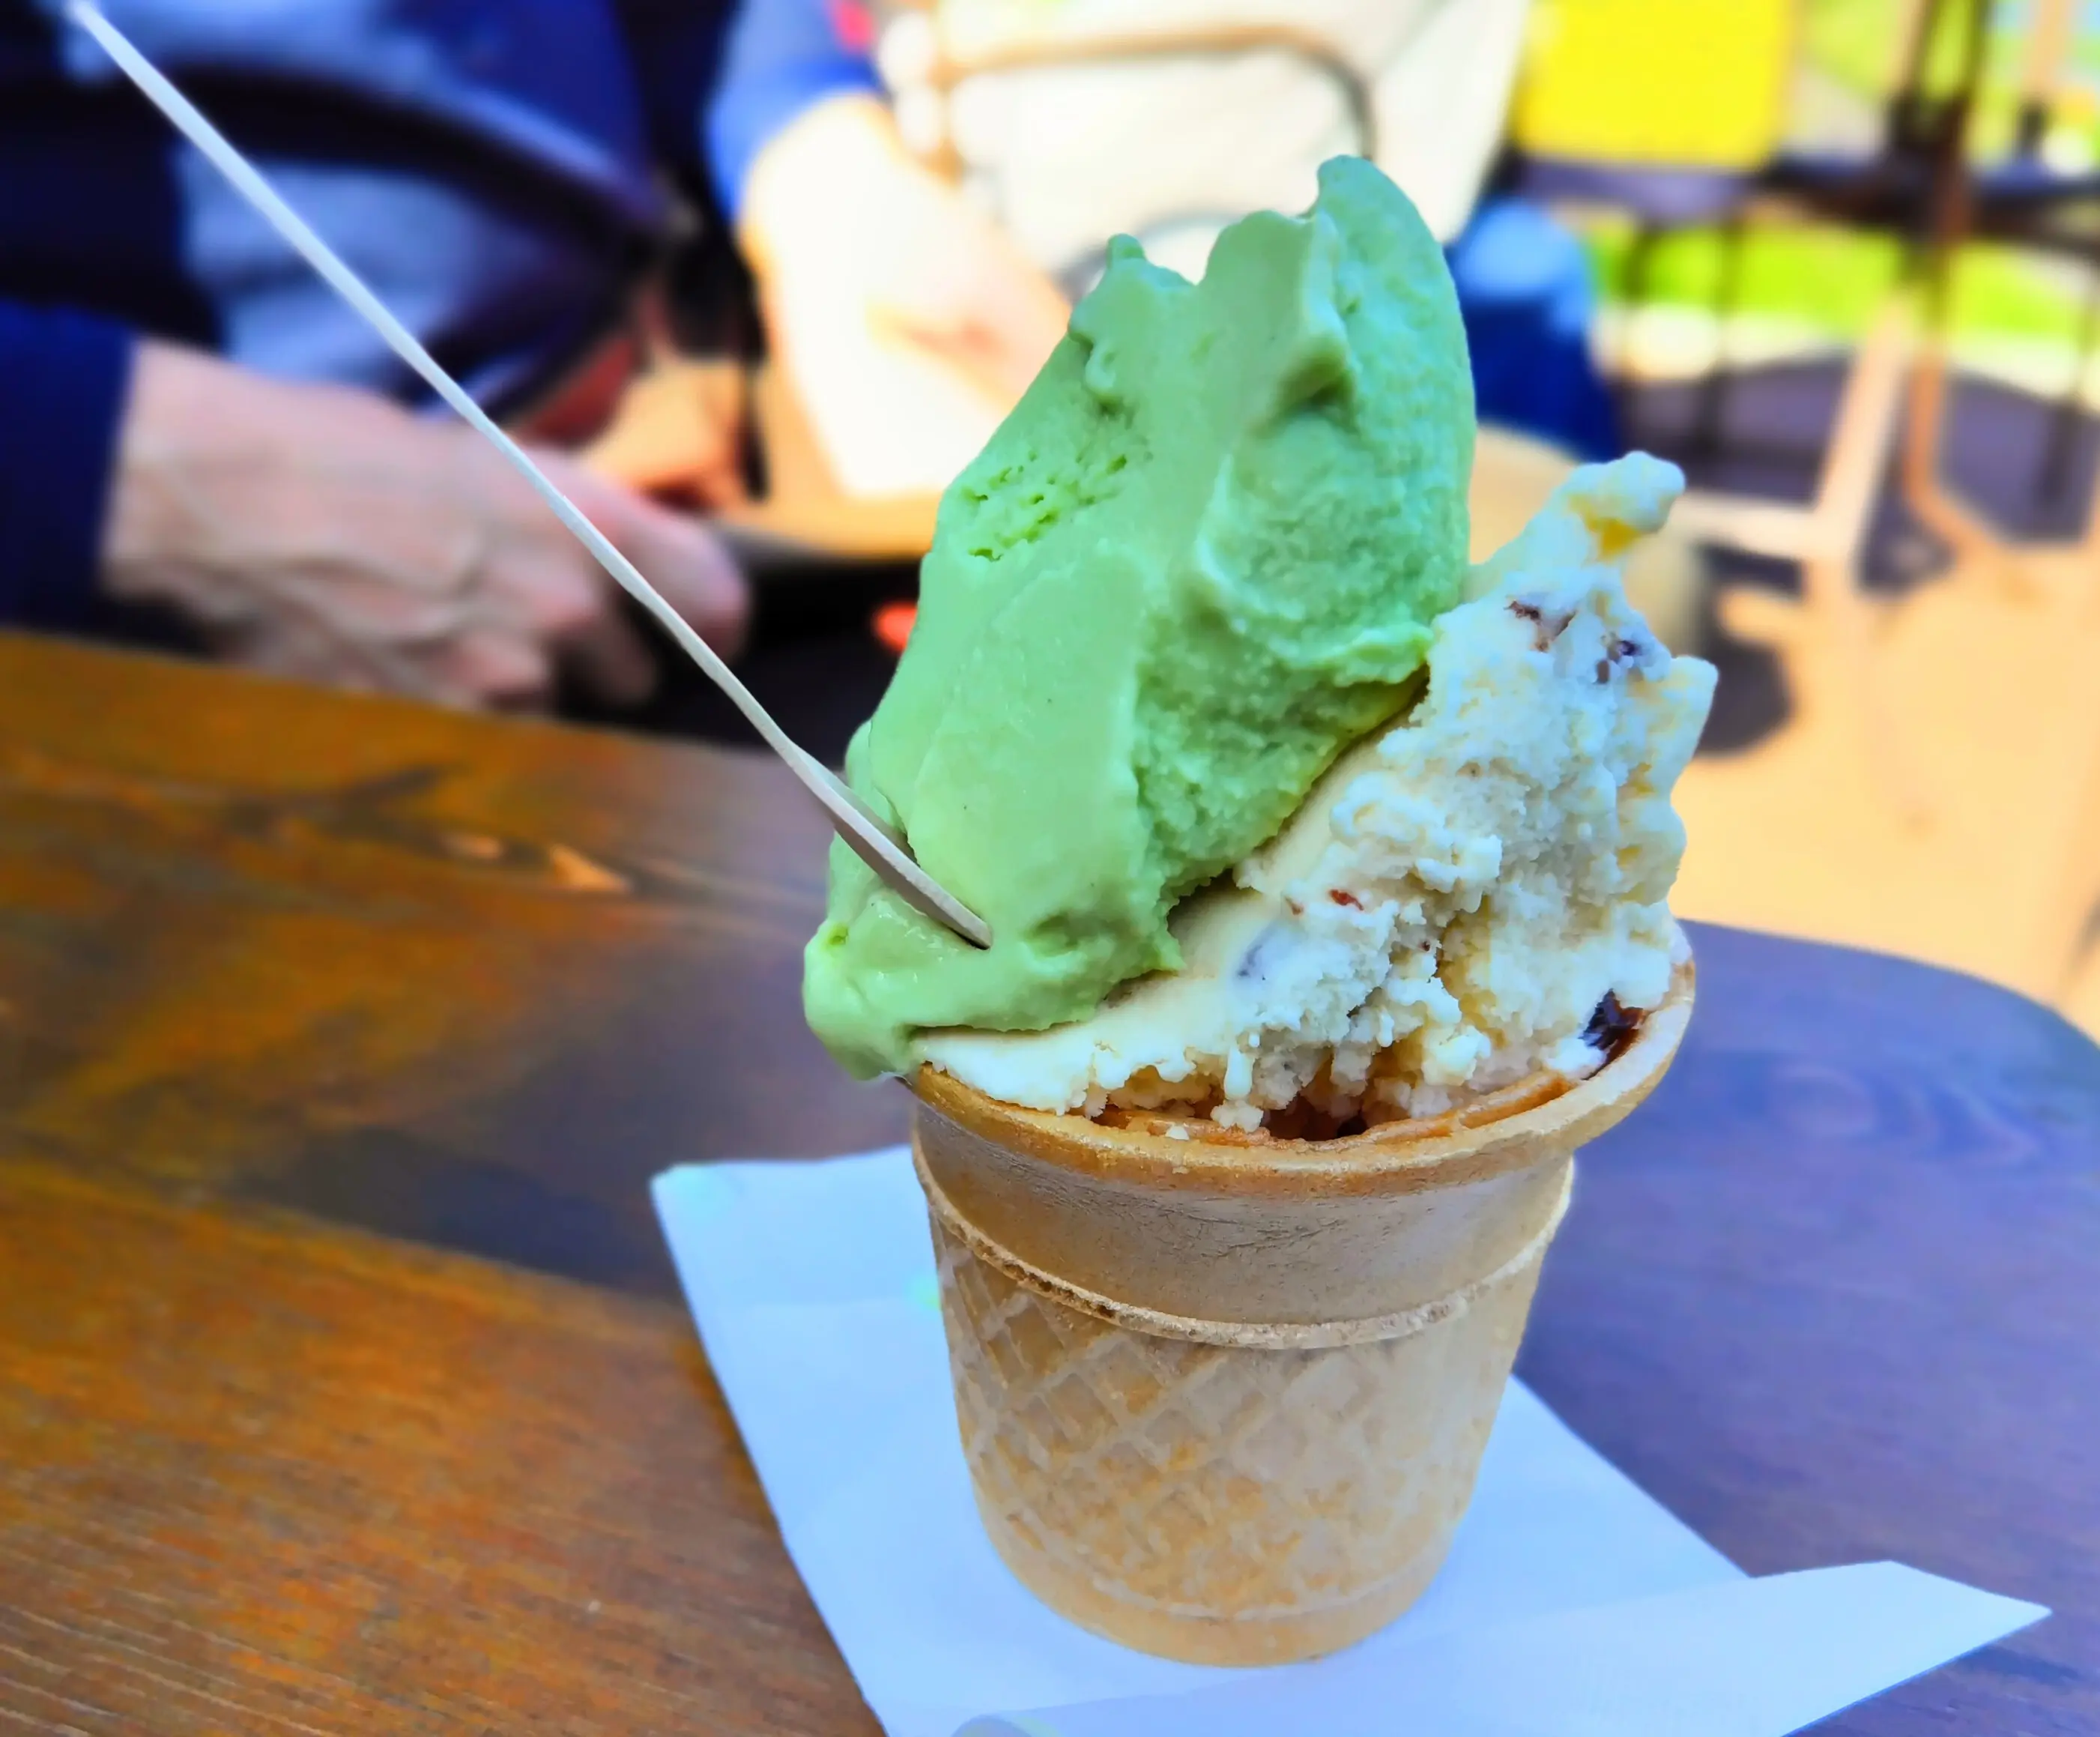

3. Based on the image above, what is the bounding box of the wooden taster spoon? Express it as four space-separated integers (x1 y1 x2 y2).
67 1 992 952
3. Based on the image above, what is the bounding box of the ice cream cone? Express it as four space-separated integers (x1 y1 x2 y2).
910 958 1695 1666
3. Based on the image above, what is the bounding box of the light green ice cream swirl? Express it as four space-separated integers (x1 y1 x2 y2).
804 157 1474 1079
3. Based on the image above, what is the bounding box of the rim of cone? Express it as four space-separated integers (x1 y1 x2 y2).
911 950 1695 1200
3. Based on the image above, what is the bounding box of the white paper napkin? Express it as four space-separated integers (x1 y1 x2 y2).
653 1150 2045 1737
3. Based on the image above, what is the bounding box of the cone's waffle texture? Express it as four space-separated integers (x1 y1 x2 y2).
910 960 1695 1666
925 1171 1560 1664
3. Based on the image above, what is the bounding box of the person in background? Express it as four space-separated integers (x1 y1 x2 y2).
873 0 1620 459
0 0 1068 708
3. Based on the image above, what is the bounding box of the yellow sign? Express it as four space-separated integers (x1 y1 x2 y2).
1513 0 1798 169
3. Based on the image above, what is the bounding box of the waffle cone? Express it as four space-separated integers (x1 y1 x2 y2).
910 958 1695 1666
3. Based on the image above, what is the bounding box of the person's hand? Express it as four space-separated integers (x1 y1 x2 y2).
584 360 753 513
739 92 1070 423
103 342 750 710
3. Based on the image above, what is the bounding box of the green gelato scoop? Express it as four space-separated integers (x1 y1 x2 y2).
803 157 1475 1078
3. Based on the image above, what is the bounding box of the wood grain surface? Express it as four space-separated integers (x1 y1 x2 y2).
0 632 905 1294
1522 922 2100 1735
0 1164 875 1736
1 629 2096 1735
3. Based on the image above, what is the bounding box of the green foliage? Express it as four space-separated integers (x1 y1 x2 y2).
1574 0 2100 347
1585 225 2087 345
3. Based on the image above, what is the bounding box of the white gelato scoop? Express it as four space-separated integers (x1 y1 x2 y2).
922 453 1717 1129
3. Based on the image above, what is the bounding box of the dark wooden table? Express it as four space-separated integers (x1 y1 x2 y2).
1 632 2094 1736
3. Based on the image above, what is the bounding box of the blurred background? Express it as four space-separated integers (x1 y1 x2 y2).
6 0 2099 1037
